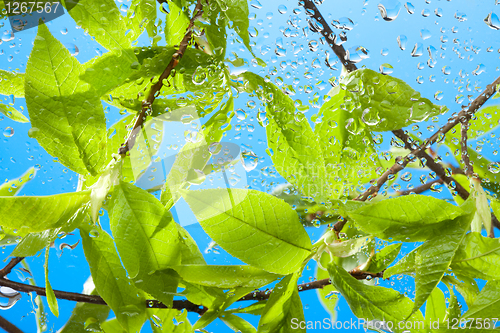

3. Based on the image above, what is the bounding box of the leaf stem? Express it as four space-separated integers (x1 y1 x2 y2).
118 0 204 155
397 179 443 196
460 118 473 178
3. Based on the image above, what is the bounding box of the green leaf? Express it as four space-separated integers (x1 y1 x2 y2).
134 270 179 308
257 272 305 333
0 103 29 123
327 263 425 333
226 300 267 316
314 87 380 197
425 288 446 323
101 318 126 333
347 195 465 241
25 23 107 176
170 265 281 288
410 200 475 314
12 229 60 257
0 70 24 97
202 3 227 59
63 0 136 60
221 313 257 333
462 281 500 320
165 0 190 46
365 243 402 274
181 188 311 274
80 226 147 332
383 248 417 279
0 191 90 233
451 232 500 281
108 182 180 279
0 167 35 196
242 72 328 200
59 277 110 333
128 0 157 41
44 247 59 317
148 308 193 333
215 0 251 54
176 224 206 265
161 96 234 206
316 252 339 321
441 275 479 307
341 68 447 131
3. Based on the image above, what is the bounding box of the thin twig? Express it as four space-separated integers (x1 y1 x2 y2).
0 258 25 278
0 278 207 315
397 179 444 196
300 0 357 72
118 0 204 155
0 315 24 333
461 119 473 177
238 270 384 301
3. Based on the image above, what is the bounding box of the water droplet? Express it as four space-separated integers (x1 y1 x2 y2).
60 28 68 35
3 127 14 137
422 9 430 17
235 109 247 120
442 66 451 75
64 43 79 56
489 162 500 174
485 12 500 30
192 67 207 85
397 35 407 50
331 17 355 30
420 29 431 40
404 2 414 14
411 43 423 57
278 5 287 14
400 172 412 181
0 287 21 310
435 8 443 17
378 1 401 21
241 151 258 172
209 142 222 155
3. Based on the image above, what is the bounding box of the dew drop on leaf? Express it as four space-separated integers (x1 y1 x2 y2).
488 162 500 174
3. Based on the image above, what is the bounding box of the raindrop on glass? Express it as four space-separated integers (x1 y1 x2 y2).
404 2 414 14
378 1 402 21
241 151 259 172
3 127 14 138
397 35 407 50
488 162 500 174
484 12 500 30
411 43 423 57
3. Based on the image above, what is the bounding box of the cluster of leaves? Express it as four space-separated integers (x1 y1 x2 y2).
2 0 500 332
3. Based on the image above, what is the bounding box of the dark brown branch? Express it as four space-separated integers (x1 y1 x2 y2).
397 179 444 196
392 129 470 201
0 278 207 316
118 0 204 155
238 270 384 301
460 119 473 177
0 315 24 333
300 0 357 72
0 258 25 278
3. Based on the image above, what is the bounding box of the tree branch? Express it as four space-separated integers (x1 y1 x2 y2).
0 258 25 278
238 269 384 301
0 315 24 333
0 278 207 315
461 119 473 177
118 0 204 155
397 179 444 196
300 0 357 72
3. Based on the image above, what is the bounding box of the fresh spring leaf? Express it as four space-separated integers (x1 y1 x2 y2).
0 69 24 97
170 265 281 288
425 288 446 324
242 72 328 201
0 167 36 196
441 275 479 307
0 103 29 123
202 2 227 59
181 188 311 275
0 191 90 233
327 263 425 333
44 247 59 317
165 0 190 47
316 252 339 321
134 270 180 308
221 314 257 333
341 68 447 131
80 225 147 332
257 272 305 333
176 224 206 265
127 0 157 41
63 0 136 61
161 96 234 206
462 280 500 320
470 178 491 233
347 195 465 242
215 0 252 55
314 86 380 198
325 236 370 258
385 199 476 315
148 308 193 333
108 182 180 279
25 24 107 176
364 243 402 274
59 277 110 333
451 232 500 281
